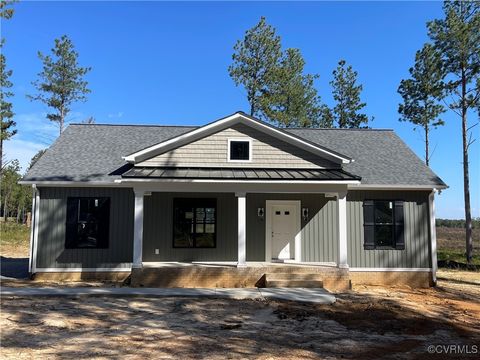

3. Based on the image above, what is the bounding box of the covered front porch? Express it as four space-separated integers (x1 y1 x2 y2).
131 261 351 291
125 178 354 290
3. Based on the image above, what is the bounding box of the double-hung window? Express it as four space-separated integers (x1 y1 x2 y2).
65 197 110 249
173 198 216 248
363 200 405 250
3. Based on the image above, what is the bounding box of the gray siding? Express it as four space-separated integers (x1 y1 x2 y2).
36 187 134 269
143 193 238 261
138 123 338 169
347 191 431 268
246 193 338 262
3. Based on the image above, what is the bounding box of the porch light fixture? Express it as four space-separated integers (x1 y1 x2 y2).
302 207 309 221
257 207 265 219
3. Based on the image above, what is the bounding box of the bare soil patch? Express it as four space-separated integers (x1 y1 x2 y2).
1 270 479 359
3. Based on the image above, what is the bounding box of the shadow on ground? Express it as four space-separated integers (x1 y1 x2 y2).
1 256 29 279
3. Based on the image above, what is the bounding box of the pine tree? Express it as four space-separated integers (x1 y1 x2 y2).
330 60 372 128
398 44 446 166
260 48 324 127
0 0 16 173
428 0 480 264
28 35 91 135
229 17 282 118
0 50 16 173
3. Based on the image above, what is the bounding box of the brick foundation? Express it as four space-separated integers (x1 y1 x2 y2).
33 271 130 282
349 271 434 288
131 265 351 292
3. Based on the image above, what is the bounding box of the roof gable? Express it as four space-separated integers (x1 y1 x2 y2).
124 112 353 164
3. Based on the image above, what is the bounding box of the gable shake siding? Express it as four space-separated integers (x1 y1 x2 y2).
35 187 134 269
137 123 338 169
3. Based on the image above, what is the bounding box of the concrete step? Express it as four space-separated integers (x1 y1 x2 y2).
265 279 324 288
265 273 332 281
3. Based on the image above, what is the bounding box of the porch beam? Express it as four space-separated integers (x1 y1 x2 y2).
236 192 247 267
337 191 348 268
133 189 145 269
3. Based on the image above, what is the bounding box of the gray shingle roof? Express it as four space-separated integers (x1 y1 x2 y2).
23 123 446 187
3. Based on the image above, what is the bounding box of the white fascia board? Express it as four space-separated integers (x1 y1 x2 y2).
18 180 128 187
119 178 361 185
123 112 352 164
348 184 448 191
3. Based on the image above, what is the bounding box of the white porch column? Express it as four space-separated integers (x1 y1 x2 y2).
429 190 438 284
236 192 247 267
133 189 145 269
337 191 348 269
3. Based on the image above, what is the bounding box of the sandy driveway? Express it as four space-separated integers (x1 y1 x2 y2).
1 270 479 359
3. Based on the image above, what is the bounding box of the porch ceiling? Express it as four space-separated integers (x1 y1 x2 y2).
121 166 361 181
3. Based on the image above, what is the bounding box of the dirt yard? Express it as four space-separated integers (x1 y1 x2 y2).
1 270 479 359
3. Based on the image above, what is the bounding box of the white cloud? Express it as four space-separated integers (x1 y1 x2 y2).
4 138 46 174
108 111 124 119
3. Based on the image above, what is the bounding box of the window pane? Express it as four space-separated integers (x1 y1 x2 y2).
65 197 110 249
375 225 394 247
205 224 215 234
374 201 393 224
196 223 204 233
230 141 249 160
173 198 216 248
195 233 215 247
196 208 205 220
174 222 194 247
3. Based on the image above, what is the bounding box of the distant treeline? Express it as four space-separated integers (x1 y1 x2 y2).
436 218 480 229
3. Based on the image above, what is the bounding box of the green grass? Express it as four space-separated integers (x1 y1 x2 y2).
0 222 31 247
437 249 480 266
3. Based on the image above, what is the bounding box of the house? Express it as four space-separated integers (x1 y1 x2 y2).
21 111 447 290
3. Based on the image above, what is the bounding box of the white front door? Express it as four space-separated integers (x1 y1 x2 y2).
269 203 299 260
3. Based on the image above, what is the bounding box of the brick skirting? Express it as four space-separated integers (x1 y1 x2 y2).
349 271 434 288
131 265 351 292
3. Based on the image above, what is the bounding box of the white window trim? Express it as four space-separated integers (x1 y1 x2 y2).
227 138 252 163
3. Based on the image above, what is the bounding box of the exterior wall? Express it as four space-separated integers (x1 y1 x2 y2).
246 193 338 262
137 123 338 169
36 187 134 269
346 190 432 268
143 192 238 261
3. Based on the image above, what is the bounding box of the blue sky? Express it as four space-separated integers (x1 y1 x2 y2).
2 1 479 219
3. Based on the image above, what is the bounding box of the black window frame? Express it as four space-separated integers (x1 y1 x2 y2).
172 198 217 248
363 199 405 250
65 197 110 249
229 140 250 161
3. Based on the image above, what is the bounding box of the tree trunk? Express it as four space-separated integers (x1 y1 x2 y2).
461 68 473 264
425 125 429 167
0 137 3 174
3 198 8 222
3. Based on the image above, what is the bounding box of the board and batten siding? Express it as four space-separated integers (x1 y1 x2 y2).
137 123 338 169
346 190 432 268
246 193 338 262
36 187 134 269
143 192 238 262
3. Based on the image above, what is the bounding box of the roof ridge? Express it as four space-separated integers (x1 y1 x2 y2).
69 123 197 128
69 123 393 131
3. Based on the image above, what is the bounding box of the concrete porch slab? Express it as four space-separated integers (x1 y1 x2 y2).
0 286 336 304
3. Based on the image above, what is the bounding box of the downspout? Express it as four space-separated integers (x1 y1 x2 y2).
429 189 438 285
